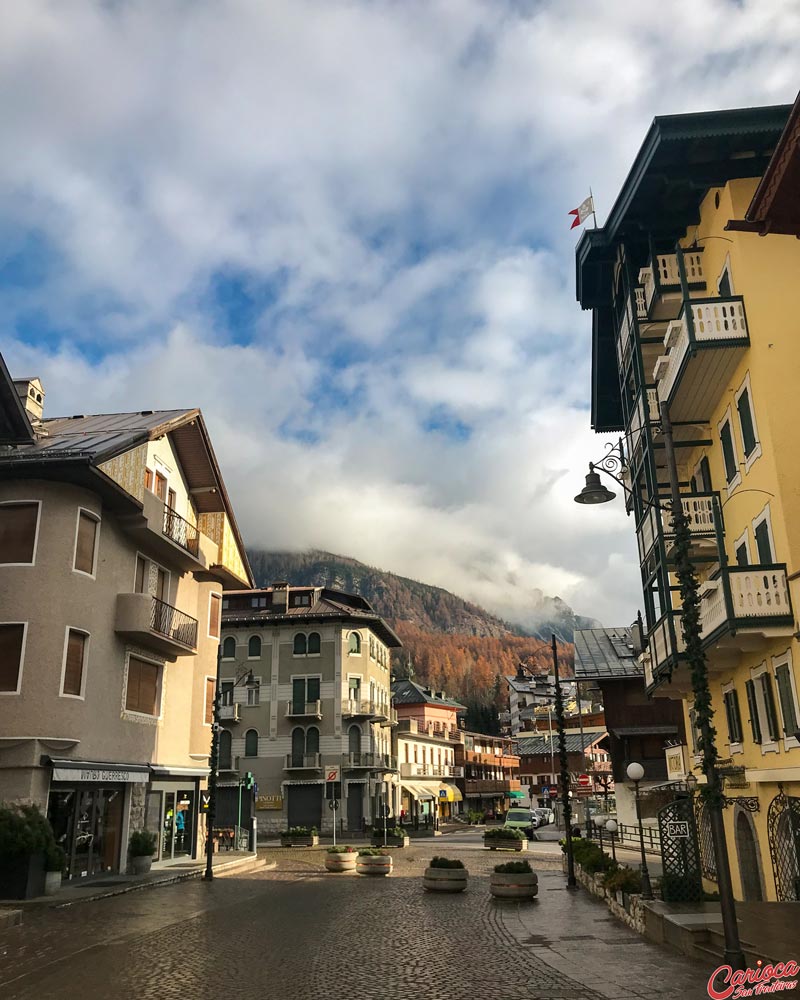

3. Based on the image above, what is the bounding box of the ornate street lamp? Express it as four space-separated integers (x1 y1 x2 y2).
605 818 618 863
626 761 653 900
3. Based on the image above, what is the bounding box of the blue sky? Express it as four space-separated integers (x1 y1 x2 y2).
1 0 798 627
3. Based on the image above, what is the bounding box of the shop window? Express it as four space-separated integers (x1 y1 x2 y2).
62 629 88 698
0 623 26 693
125 656 161 716
248 635 261 658
0 502 39 565
222 636 236 659
208 594 222 639
244 729 259 757
73 510 99 576
307 632 321 655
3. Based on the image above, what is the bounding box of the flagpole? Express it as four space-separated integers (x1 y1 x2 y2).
589 187 598 229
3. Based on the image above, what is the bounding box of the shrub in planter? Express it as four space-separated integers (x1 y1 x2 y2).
325 845 357 872
0 803 55 899
484 827 526 851
280 826 319 847
372 826 409 847
129 829 158 874
490 858 538 900
603 866 642 896
467 810 483 826
356 847 392 876
423 856 468 893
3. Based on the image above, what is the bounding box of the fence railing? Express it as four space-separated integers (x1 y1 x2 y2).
150 596 198 648
588 820 661 855
162 504 200 555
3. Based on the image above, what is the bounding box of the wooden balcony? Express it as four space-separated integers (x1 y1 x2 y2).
115 593 198 659
638 250 705 320
464 779 522 796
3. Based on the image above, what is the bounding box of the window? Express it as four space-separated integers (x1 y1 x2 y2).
244 729 259 757
349 724 361 755
144 467 154 492
208 593 222 639
735 382 759 461
204 677 215 725
221 680 234 706
404 744 410 763
154 471 167 502
292 593 311 607
248 635 261 658
760 673 781 743
307 632 320 655
734 529 750 567
774 657 799 740
293 633 307 656
0 623 26 694
719 414 740 487
697 456 712 493
125 656 161 716
306 726 319 755
0 502 39 565
167 488 176 512
744 679 762 744
251 596 267 608
74 510 99 576
247 680 260 706
722 688 743 746
62 629 88 697
135 555 148 593
222 636 236 659
717 266 733 298
752 507 775 564
219 730 232 770
349 632 361 654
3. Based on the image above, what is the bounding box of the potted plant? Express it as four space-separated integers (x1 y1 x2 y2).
490 859 539 899
0 803 52 899
44 843 66 895
129 829 158 874
280 826 319 848
423 856 468 893
371 825 410 848
603 865 641 906
356 847 393 876
483 827 526 852
325 845 357 873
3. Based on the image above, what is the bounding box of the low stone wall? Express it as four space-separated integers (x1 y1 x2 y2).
564 857 645 934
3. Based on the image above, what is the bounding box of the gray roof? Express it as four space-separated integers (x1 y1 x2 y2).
573 627 643 681
514 733 603 756
506 673 555 695
391 679 466 711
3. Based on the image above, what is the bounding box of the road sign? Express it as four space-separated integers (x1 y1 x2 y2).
328 799 339 811
666 820 690 838
199 792 211 813
325 765 340 783
577 774 591 788
549 787 559 797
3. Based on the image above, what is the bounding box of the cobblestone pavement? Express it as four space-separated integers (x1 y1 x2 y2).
0 838 712 1000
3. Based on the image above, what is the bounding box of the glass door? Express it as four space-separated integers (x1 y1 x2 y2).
73 788 96 877
292 678 306 714
162 792 176 859
174 790 194 857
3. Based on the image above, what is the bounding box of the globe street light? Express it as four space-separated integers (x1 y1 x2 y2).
626 761 653 900
605 818 618 863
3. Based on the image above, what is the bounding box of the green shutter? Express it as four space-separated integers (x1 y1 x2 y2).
735 543 749 567
731 690 743 744
737 387 757 457
761 674 781 742
723 693 736 743
745 680 762 744
754 520 773 563
720 422 738 483
775 665 799 737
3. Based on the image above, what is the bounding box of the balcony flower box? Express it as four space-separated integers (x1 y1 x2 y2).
280 826 319 848
423 857 468 893
356 849 393 876
490 860 538 900
325 846 357 873
483 829 526 852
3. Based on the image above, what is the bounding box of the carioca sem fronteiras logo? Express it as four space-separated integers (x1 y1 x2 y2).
707 960 799 999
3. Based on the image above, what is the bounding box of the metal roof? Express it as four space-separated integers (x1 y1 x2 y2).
573 627 643 681
514 732 603 756
390 679 466 710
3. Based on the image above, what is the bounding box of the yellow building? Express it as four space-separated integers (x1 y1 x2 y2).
577 99 800 904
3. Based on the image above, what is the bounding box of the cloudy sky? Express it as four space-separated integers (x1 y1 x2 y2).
1 1 798 628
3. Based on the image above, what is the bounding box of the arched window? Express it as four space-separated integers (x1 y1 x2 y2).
307 632 321 655
291 727 305 766
244 729 259 757
306 726 320 755
219 730 232 770
348 724 361 756
248 635 261 658
348 632 361 654
222 636 236 659
293 633 307 656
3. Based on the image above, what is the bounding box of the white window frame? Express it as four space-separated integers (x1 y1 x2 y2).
717 406 742 496
733 528 751 566
717 253 735 296
0 500 42 567
122 650 164 722
208 592 222 640
751 504 776 564
772 649 800 751
721 681 743 755
750 661 779 755
0 621 28 695
246 634 263 660
221 635 237 660
59 626 90 700
72 507 101 579
734 372 762 472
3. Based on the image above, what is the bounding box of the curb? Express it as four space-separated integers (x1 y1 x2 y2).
0 908 22 931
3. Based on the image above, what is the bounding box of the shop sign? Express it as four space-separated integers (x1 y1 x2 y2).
256 794 283 811
52 767 148 784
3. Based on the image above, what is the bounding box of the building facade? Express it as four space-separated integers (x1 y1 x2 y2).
220 585 400 835
454 731 521 819
577 101 800 902
514 732 613 821
0 354 251 878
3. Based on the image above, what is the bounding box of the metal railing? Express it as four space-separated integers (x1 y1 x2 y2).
284 753 322 769
150 596 198 648
400 763 464 778
343 752 397 770
162 504 200 556
589 820 661 855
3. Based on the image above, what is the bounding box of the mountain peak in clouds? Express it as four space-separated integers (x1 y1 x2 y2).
246 549 600 643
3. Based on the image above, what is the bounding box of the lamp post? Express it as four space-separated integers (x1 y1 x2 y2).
626 761 653 900
552 634 577 889
204 653 258 882
605 818 618 863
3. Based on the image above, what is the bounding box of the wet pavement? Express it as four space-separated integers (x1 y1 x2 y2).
0 830 712 1000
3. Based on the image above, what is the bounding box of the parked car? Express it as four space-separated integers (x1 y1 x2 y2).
503 808 540 840
533 807 555 826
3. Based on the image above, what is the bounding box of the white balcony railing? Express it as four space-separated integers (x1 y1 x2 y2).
646 387 659 422
399 763 464 779
284 753 322 769
639 267 656 312
637 493 718 563
219 703 240 722
285 700 322 718
635 285 647 320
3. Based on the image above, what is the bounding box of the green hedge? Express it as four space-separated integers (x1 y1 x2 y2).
429 856 465 869
494 860 533 875
484 827 524 841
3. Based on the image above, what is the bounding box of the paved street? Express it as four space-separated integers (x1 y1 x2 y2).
0 831 710 1000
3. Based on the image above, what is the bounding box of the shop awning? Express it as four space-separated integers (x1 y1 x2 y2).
402 782 436 801
505 790 525 799
437 783 463 803
44 757 150 784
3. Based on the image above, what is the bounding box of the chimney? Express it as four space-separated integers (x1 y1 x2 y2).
271 582 289 613
13 378 45 424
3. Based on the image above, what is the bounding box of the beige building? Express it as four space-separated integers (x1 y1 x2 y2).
220 585 401 835
0 353 251 878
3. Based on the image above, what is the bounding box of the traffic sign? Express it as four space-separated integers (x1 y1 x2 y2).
199 792 211 813
577 774 591 788
325 765 340 783
328 799 339 811
549 787 559 797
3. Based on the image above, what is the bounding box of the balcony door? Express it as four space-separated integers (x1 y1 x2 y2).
292 676 320 713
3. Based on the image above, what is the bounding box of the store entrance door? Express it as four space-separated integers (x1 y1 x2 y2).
147 784 196 862
47 784 125 879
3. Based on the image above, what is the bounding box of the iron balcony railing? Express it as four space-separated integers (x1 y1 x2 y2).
162 504 200 556
150 596 198 648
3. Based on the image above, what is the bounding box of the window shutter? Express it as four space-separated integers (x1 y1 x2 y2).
205 677 215 725
699 457 713 493
0 503 38 564
745 680 762 743
75 513 97 574
63 631 86 696
208 594 221 638
760 674 780 742
126 657 159 715
735 543 749 567
754 520 773 564
720 422 738 483
737 388 757 456
775 665 799 736
730 690 743 744
0 624 25 692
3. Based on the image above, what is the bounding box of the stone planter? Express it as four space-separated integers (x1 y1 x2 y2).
131 855 152 875
490 872 539 900
280 835 319 848
371 836 409 849
325 853 357 873
0 853 46 900
356 854 393 876
423 867 468 893
484 837 526 852
44 871 63 896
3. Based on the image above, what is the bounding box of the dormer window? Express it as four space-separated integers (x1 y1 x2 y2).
292 593 311 607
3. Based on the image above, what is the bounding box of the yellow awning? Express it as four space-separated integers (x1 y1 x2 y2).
437 783 463 802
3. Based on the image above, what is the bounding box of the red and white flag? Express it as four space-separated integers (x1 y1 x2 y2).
568 195 594 230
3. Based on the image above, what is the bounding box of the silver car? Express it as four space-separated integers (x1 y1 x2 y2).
533 807 555 826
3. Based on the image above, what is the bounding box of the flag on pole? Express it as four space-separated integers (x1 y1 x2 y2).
568 195 594 230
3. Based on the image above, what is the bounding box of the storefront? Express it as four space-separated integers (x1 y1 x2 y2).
145 767 206 864
45 758 150 880
437 782 463 820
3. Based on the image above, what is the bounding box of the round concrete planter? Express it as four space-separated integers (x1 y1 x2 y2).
423 867 468 893
131 855 152 875
484 836 526 852
490 872 538 900
44 871 62 896
356 854 393 876
325 853 357 873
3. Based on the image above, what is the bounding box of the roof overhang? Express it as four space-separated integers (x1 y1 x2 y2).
0 352 35 445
